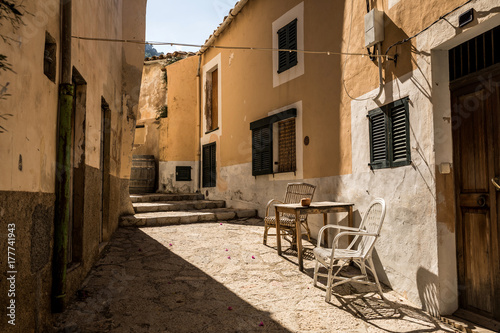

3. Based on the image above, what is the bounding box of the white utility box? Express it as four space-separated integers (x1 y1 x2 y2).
364 9 384 48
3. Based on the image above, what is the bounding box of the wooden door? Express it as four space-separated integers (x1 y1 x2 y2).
452 70 500 323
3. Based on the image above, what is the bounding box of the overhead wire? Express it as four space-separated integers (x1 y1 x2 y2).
341 0 383 101
384 0 473 55
71 36 391 58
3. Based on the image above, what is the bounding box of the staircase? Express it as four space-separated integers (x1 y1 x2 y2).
120 193 257 227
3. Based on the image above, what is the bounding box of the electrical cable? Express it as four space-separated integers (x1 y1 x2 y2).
384 0 473 55
341 0 384 101
71 36 391 58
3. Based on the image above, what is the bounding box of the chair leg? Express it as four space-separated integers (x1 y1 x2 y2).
263 225 269 245
326 265 334 302
360 261 368 282
368 257 384 299
313 261 320 287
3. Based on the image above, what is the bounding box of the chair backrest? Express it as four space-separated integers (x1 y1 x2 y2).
351 198 386 257
282 183 316 219
283 182 316 204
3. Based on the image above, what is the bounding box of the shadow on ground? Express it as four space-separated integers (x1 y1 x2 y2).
52 226 290 333
52 220 453 333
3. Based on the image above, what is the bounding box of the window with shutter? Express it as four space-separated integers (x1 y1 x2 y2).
202 143 216 187
250 108 297 176
368 97 411 169
277 19 298 74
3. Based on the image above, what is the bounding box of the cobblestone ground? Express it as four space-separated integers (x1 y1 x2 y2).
52 218 455 333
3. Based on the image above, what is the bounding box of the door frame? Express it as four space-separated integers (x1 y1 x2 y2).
450 64 500 324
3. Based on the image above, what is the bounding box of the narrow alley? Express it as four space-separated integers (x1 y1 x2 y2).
51 218 453 333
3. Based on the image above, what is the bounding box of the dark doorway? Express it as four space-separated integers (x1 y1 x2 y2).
68 68 86 265
100 98 111 243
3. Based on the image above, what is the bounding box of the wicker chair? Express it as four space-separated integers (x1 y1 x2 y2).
313 198 386 302
263 183 316 246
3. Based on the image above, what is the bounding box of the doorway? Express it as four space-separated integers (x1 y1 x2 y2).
451 34 500 323
68 68 86 265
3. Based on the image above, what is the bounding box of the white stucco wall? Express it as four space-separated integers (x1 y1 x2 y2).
159 161 199 193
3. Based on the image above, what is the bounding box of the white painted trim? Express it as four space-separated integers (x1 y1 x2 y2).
267 101 303 180
202 53 222 143
272 2 305 88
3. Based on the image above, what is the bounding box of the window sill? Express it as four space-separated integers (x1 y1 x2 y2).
273 170 296 176
205 127 219 135
253 170 297 178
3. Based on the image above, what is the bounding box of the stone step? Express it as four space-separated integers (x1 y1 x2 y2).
120 208 257 227
130 193 204 203
133 200 226 213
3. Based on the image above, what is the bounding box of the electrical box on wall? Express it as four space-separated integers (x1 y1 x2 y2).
364 9 384 48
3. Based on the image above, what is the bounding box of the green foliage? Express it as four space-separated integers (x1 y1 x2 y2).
0 1 24 73
0 112 13 132
163 71 168 86
145 44 163 58
0 1 25 132
166 56 183 65
156 105 168 120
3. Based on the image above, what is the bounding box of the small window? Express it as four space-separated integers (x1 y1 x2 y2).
44 32 57 82
205 68 218 132
277 19 298 74
250 108 297 176
202 143 216 187
176 166 192 181
368 97 411 169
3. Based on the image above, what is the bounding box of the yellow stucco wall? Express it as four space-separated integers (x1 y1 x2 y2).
0 0 145 192
201 0 348 179
160 56 200 162
198 0 472 180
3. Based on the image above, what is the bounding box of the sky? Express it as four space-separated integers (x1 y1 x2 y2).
146 0 239 54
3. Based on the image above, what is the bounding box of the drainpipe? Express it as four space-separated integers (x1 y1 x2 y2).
196 55 202 192
52 0 72 313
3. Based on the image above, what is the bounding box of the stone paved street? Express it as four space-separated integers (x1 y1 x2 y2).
52 218 455 333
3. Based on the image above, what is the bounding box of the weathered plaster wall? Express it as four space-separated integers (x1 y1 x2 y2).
0 1 61 193
133 118 160 157
132 61 164 166
137 61 167 121
0 0 146 331
157 56 200 192
159 161 199 193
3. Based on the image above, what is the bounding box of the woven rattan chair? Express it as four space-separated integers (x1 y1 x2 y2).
263 182 316 246
313 198 386 302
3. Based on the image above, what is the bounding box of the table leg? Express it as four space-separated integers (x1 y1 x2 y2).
296 210 303 271
276 206 282 255
323 213 328 247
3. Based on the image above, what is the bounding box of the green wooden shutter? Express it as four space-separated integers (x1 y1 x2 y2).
389 98 411 167
368 97 411 170
368 108 389 169
252 126 273 176
277 19 298 73
202 143 216 187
